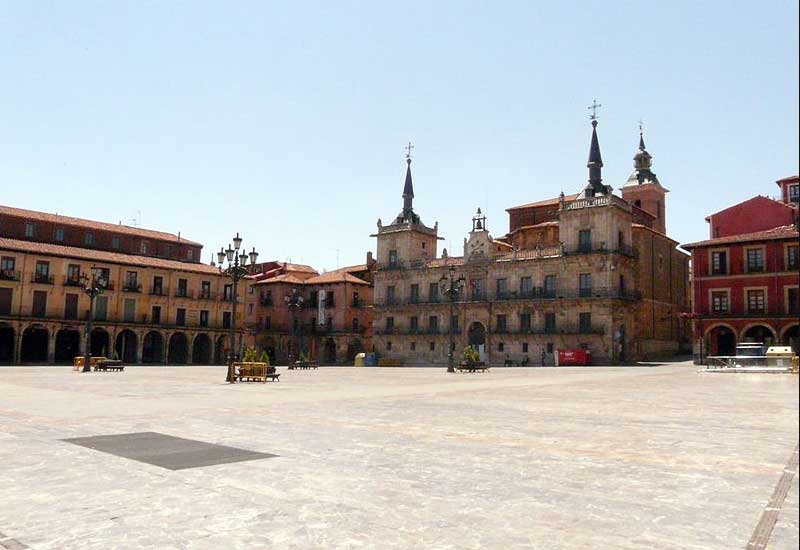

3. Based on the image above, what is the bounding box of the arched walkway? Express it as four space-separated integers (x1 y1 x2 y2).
192 334 212 365
346 339 363 362
54 329 81 363
214 336 226 365
142 331 164 364
115 330 138 363
0 324 14 364
168 333 189 364
781 325 800 354
90 328 110 358
21 326 49 363
707 325 736 356
741 324 776 346
324 338 336 364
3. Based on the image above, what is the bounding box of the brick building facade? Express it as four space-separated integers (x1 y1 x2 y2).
682 175 800 360
372 123 689 366
0 206 246 365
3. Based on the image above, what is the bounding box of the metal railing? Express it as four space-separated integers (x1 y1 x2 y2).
377 287 641 307
562 243 638 258
63 276 83 287
492 325 606 336
123 283 142 293
0 270 19 281
150 286 168 296
31 273 54 284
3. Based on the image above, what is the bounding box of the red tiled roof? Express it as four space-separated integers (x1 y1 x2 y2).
282 262 318 274
776 175 799 184
507 193 579 211
0 237 220 274
253 273 307 285
0 204 202 246
304 271 371 285
682 225 799 249
332 264 368 273
509 221 559 233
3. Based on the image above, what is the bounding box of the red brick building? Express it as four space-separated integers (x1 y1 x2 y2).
682 176 799 360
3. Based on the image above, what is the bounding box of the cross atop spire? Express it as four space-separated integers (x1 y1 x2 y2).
588 99 602 121
638 119 646 150
404 141 414 161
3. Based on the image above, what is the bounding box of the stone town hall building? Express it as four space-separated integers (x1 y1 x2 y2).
372 121 690 366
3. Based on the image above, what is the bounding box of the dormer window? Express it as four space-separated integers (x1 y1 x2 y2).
140 241 149 254
54 228 65 242
25 222 35 237
187 249 194 261
790 184 799 204
112 236 120 249
84 232 95 246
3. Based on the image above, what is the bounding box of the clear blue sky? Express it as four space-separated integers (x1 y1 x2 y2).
2 1 798 270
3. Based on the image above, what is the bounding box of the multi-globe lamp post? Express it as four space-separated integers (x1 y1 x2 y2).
216 233 258 383
284 288 304 364
439 265 465 372
80 267 107 373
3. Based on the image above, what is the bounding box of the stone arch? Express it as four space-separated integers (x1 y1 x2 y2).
168 333 189 364
90 328 110 357
54 328 81 363
214 335 226 365
468 322 486 347
115 329 138 363
0 323 15 364
142 331 164 364
741 324 776 346
705 324 736 356
21 325 49 363
346 339 363 361
780 324 799 354
192 333 212 365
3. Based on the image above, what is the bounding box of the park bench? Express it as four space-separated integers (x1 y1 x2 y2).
94 359 124 372
290 360 318 370
73 356 108 371
235 362 280 383
455 362 490 373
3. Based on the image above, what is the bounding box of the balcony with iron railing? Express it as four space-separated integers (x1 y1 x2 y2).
492 325 606 336
149 286 169 296
375 327 462 336
378 287 641 307
63 276 83 287
175 288 193 299
31 273 54 285
123 282 142 293
562 242 638 258
0 270 20 281
198 290 216 301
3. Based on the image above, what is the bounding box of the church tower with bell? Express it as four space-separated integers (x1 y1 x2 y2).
372 143 441 270
620 127 669 234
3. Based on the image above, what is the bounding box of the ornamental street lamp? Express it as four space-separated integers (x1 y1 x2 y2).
217 234 258 383
80 267 107 373
439 265 465 372
285 288 304 365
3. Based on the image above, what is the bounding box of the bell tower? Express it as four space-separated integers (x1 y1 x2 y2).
621 127 669 234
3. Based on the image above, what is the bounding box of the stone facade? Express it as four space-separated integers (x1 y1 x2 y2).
373 126 689 367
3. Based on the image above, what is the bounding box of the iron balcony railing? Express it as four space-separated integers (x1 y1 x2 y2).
174 288 192 298
63 276 83 287
31 273 54 284
376 327 462 336
562 243 638 258
378 287 641 307
198 290 216 301
0 270 19 281
491 325 606 336
123 283 142 293
150 286 168 296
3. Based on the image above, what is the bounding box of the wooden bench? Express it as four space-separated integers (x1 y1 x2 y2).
235 362 280 383
94 360 124 372
290 361 318 370
73 356 108 371
456 362 490 373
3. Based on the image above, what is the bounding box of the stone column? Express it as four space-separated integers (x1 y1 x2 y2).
186 333 194 365
163 332 171 364
14 325 23 365
47 328 56 364
137 332 146 365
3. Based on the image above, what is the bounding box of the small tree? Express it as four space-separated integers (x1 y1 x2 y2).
243 348 257 362
259 350 270 366
462 346 479 365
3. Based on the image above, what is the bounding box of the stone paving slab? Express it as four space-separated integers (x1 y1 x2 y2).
0 364 797 549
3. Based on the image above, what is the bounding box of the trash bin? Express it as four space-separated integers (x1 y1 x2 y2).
354 353 366 367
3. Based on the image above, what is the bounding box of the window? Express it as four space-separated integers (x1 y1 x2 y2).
428 282 440 303
222 311 231 329
140 241 149 254
522 342 529 353
410 316 419 331
177 278 188 297
450 315 459 331
186 249 194 261
498 342 504 352
410 342 416 351
94 296 108 321
578 230 592 252
66 264 81 285
711 291 729 313
520 276 533 296
496 278 508 297
544 313 556 333
123 299 136 322
32 290 47 317
385 317 394 333
54 228 65 242
201 280 211 298
543 275 556 297
429 342 435 351
264 316 271 329
112 236 120 250
386 341 392 351
326 290 335 307
388 250 398 267
520 313 531 331
352 292 360 307
410 284 420 303
787 288 799 314
248 303 254 314
352 318 359 332
176 308 186 326
34 261 50 283
789 184 799 204
200 310 209 327
579 273 592 297
787 245 799 271
94 267 110 288
711 251 727 275
428 315 438 332
151 306 161 324
125 271 139 291
64 294 78 320
747 290 765 313
496 314 507 333
579 312 592 333
546 343 554 354
472 279 485 300
164 244 172 258
84 232 94 246
152 276 164 295
746 248 765 272
386 285 396 305
618 231 624 248
25 222 35 237
1 256 15 279
223 284 232 301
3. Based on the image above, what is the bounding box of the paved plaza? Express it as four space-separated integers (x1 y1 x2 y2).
0 363 797 550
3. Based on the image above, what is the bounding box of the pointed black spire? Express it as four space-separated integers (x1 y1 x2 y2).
403 157 414 213
638 131 646 151
587 119 604 193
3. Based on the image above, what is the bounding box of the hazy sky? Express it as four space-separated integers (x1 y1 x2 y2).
2 1 798 270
